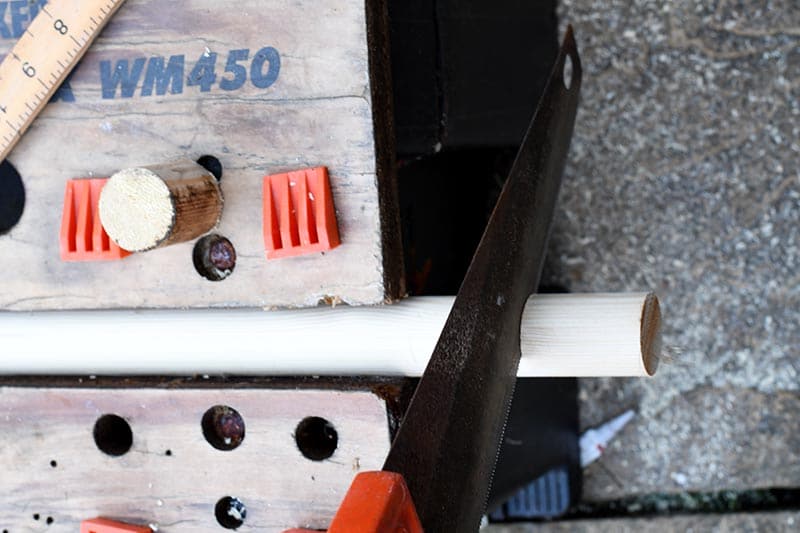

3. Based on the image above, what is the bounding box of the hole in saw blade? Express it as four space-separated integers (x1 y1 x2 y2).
563 54 573 90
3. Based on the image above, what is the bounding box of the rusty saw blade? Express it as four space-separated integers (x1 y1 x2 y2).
382 26 582 532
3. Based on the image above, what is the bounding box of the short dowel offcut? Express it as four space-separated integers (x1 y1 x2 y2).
99 159 223 252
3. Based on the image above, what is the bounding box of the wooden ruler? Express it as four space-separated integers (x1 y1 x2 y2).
0 0 125 161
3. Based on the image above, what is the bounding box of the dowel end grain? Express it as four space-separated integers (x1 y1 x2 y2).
99 167 173 252
641 292 662 376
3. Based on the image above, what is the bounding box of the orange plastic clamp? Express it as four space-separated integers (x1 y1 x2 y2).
81 518 152 533
284 471 424 533
262 166 340 259
60 178 131 261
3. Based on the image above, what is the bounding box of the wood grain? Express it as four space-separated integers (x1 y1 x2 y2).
0 0 400 310
0 387 391 532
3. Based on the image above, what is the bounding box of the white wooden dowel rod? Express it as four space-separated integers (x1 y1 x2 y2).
0 292 659 377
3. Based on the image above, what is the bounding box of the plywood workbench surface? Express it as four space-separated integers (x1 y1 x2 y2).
0 0 400 311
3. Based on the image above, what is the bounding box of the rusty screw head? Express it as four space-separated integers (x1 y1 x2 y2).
193 234 236 281
202 405 245 451
209 237 236 271
216 411 245 445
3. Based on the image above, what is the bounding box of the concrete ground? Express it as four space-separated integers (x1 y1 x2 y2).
536 0 799 503
487 511 800 533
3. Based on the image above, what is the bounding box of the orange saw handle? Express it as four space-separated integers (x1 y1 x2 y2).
284 471 423 533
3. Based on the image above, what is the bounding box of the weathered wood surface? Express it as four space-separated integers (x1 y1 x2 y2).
486 512 800 532
0 387 391 532
0 0 400 310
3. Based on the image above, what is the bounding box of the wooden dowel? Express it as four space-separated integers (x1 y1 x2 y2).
520 292 660 376
0 293 660 377
98 158 223 252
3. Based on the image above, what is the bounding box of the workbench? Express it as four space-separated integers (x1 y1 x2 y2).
0 0 402 311
0 1 403 531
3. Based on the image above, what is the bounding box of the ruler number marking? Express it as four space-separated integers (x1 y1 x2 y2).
0 0 126 160
22 62 36 78
54 19 69 35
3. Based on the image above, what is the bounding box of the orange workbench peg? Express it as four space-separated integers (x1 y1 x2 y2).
262 166 340 259
60 178 131 261
80 518 152 533
284 471 424 533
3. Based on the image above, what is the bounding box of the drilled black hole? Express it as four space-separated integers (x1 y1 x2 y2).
0 160 24 235
197 155 223 181
93 414 133 456
165 449 172 456
202 405 245 451
49 460 57 468
193 234 236 281
46 517 53 525
295 416 338 461
32 514 39 521
215 496 246 529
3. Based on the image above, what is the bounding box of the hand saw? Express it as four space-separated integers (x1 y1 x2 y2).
287 25 583 533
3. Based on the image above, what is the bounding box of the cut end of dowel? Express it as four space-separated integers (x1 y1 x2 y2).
640 292 662 376
99 167 175 252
